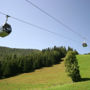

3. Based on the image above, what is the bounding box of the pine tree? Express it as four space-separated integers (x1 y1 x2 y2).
65 51 81 82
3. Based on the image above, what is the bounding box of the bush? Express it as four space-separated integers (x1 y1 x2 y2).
64 51 81 82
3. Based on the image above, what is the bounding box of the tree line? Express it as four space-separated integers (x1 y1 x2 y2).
0 46 78 78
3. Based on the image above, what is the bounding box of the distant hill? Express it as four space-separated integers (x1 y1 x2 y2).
0 46 40 56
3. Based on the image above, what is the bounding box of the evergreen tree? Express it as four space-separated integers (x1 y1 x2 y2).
64 51 81 82
68 46 73 51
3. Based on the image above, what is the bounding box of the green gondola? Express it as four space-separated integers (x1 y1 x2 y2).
0 15 12 37
82 42 87 47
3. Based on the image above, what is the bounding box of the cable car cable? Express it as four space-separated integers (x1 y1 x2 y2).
0 11 81 44
25 0 87 41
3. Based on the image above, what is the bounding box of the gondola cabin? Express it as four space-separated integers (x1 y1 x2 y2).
82 42 87 47
0 23 12 37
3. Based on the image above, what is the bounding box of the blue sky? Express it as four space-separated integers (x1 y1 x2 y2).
0 0 90 54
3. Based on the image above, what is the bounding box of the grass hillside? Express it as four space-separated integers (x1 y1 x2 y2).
0 55 90 90
44 55 90 90
0 61 72 90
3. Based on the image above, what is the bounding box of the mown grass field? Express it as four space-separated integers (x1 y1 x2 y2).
0 55 90 90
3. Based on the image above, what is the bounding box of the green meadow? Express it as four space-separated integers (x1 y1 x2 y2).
0 55 90 90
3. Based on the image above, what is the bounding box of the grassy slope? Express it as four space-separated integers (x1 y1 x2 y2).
0 61 72 90
0 55 90 90
45 55 90 90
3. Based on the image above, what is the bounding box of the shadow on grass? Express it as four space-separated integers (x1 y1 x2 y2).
80 78 90 82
